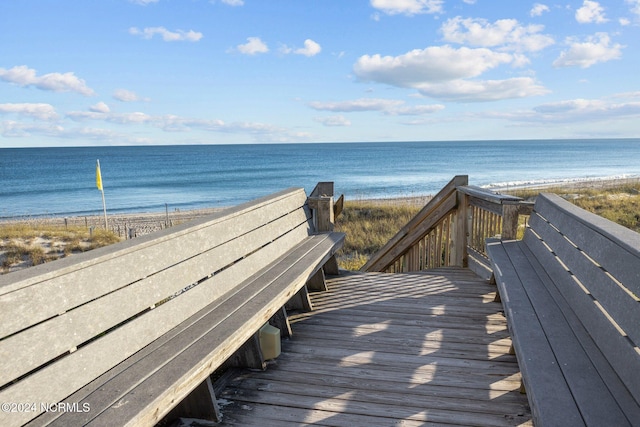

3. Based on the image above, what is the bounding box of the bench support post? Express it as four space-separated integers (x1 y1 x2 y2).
227 333 266 370
269 306 292 338
166 376 222 423
285 285 313 312
323 254 340 276
307 268 327 292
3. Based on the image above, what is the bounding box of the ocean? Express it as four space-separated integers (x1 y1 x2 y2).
1 139 640 219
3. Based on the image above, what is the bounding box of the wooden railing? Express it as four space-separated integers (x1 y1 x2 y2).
361 175 534 278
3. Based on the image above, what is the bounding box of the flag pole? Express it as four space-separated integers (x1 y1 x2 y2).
96 160 108 230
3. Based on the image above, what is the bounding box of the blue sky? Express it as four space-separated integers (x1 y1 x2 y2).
1 0 639 147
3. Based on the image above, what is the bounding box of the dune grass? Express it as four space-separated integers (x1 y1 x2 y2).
334 182 640 270
0 223 120 273
503 182 640 233
334 201 422 271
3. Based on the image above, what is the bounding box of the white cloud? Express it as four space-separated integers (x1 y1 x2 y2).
387 104 445 115
354 46 513 86
0 103 58 121
440 17 554 52
415 78 549 102
0 120 152 144
1 121 65 138
499 97 640 124
0 65 95 96
236 37 269 55
113 89 147 102
220 0 244 5
295 39 322 57
530 3 550 17
314 115 352 127
627 0 640 18
89 102 110 113
575 0 608 24
353 45 550 102
463 0 476 4
129 0 158 4
64 106 306 142
370 0 443 16
553 33 623 68
308 98 445 116
308 98 404 112
281 39 322 57
129 27 203 42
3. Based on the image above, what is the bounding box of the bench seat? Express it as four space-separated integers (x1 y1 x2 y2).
0 187 344 427
487 193 640 426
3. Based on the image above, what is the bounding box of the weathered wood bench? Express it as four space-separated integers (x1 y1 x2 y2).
487 193 640 426
0 186 344 427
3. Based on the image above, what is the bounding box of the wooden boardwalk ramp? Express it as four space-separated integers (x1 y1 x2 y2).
216 268 532 426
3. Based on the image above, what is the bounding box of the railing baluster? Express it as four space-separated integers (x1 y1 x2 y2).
361 176 533 275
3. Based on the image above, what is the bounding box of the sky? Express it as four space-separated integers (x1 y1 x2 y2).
1 0 640 147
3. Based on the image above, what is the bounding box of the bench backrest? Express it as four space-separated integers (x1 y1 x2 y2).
525 193 640 400
0 187 313 425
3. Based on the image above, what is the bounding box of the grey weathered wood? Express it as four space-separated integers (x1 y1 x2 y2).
486 192 640 427
218 269 532 426
34 232 344 427
166 376 221 422
0 187 345 427
322 254 339 275
0 220 312 414
285 284 314 312
457 185 523 205
0 208 311 386
522 234 640 423
306 267 327 292
451 190 469 267
72 233 344 427
362 175 468 272
500 202 520 240
311 196 335 232
485 241 584 425
364 190 458 271
528 212 640 347
227 333 266 371
0 188 309 339
269 306 292 338
534 193 640 301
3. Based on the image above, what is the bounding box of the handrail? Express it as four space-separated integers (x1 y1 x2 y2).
361 176 534 277
361 175 468 272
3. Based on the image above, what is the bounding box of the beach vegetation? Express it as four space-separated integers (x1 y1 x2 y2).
334 200 422 270
335 182 640 270
0 223 120 273
503 181 640 233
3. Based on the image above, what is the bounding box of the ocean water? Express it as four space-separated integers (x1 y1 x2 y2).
1 139 639 218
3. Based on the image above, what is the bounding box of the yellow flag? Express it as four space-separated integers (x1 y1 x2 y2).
96 160 103 191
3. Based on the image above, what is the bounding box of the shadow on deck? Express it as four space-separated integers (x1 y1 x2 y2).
217 268 532 426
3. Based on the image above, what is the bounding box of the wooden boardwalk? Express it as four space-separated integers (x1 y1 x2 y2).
217 268 532 426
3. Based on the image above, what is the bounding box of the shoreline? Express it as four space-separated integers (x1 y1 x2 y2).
2 176 639 236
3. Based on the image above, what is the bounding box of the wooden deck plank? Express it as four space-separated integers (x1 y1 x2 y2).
218 268 532 426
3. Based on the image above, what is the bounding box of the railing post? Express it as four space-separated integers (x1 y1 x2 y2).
451 190 469 267
314 196 335 232
308 182 335 232
501 202 520 241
